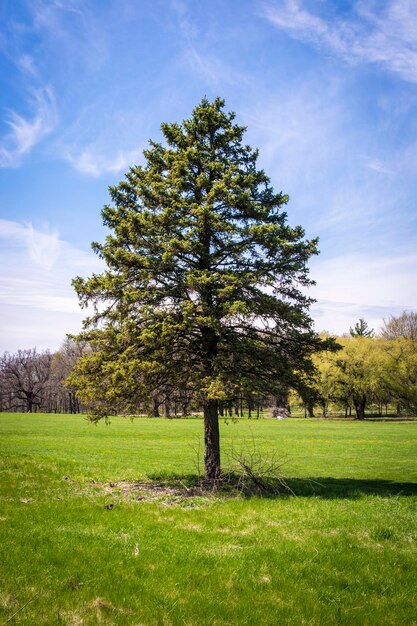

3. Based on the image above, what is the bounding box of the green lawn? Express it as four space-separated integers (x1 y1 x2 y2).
1 413 416 625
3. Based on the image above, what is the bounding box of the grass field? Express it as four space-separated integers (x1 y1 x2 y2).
1 413 416 625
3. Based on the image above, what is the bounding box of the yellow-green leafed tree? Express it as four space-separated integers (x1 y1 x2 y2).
381 337 417 415
332 337 387 420
312 348 342 417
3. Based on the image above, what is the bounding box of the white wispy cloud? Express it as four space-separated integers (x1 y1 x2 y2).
172 0 249 88
185 48 243 88
242 85 352 233
64 146 144 177
0 219 103 352
53 87 153 176
243 80 416 253
0 0 108 174
365 158 395 175
0 11 58 169
260 0 417 83
0 219 60 270
0 87 56 167
30 0 107 73
244 86 344 179
17 54 39 78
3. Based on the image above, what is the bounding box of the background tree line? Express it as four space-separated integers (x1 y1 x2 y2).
0 339 83 414
1 311 416 418
296 312 417 419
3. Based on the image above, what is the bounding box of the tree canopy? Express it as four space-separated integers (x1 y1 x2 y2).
68 97 332 480
0 349 52 413
381 311 417 340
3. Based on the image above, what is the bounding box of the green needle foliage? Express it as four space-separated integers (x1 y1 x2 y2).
349 318 374 338
69 97 332 480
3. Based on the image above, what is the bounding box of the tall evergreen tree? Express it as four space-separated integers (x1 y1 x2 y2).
69 98 331 480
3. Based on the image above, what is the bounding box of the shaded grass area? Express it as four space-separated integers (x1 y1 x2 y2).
1 413 416 625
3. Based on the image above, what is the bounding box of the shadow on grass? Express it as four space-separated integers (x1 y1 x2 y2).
285 477 417 499
147 471 417 499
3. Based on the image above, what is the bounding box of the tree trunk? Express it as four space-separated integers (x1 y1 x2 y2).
354 398 366 420
203 399 221 481
151 397 160 417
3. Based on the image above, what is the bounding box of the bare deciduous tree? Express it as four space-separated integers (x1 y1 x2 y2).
381 311 417 341
0 349 52 413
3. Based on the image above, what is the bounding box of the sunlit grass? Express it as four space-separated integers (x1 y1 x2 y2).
1 413 416 624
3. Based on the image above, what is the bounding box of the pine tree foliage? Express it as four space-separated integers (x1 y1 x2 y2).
349 318 374 338
69 98 332 479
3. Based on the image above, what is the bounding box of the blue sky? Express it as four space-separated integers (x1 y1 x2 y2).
0 0 416 352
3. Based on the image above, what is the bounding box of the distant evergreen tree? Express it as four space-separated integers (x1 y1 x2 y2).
350 318 374 338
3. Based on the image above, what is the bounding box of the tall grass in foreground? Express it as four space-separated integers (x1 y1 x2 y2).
1 413 416 625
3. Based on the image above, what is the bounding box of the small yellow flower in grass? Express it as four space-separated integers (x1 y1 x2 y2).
260 575 271 584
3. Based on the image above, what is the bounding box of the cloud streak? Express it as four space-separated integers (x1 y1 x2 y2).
172 0 249 88
260 0 417 83
0 87 56 167
0 219 103 352
0 219 61 270
243 74 416 259
64 146 144 177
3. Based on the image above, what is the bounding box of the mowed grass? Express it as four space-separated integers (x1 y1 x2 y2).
0 414 416 625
